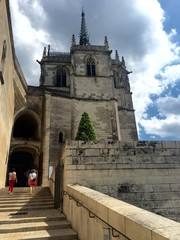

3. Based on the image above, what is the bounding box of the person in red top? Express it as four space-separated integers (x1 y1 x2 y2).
8 168 17 194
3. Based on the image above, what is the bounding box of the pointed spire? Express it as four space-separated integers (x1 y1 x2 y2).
104 36 109 48
122 56 126 68
47 44 50 56
79 7 90 45
115 50 119 61
71 34 76 46
43 47 46 57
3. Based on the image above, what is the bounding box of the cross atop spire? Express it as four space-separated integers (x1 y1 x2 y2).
79 7 90 45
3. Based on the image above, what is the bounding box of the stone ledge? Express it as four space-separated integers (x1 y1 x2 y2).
64 184 180 240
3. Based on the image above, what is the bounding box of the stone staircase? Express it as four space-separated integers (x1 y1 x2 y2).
0 187 79 239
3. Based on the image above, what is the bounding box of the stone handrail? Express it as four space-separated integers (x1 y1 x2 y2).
63 184 180 240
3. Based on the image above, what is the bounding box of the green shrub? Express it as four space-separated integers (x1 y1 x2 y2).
75 112 96 141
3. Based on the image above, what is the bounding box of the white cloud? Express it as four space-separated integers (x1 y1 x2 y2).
140 96 180 139
157 96 180 116
10 0 51 85
159 64 180 86
127 1 180 139
141 116 180 139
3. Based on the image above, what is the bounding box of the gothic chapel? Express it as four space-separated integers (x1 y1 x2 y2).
0 2 137 188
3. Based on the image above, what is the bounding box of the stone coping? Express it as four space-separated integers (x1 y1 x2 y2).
65 184 180 240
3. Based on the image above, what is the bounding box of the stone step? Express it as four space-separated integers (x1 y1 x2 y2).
0 215 66 224
0 187 50 193
0 204 54 212
0 201 54 208
0 228 78 240
0 194 53 199
0 190 52 197
0 187 79 240
0 220 71 233
0 198 53 204
0 193 52 198
0 209 65 218
0 195 52 199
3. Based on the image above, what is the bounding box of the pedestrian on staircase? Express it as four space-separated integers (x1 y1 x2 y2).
28 169 37 195
8 168 17 194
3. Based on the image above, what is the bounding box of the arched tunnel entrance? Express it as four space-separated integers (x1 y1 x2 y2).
7 110 42 187
13 112 39 139
7 151 35 187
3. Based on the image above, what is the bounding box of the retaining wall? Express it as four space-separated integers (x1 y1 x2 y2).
63 140 180 222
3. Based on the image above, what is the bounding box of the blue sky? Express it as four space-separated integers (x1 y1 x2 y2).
159 0 180 38
10 0 180 140
139 0 180 140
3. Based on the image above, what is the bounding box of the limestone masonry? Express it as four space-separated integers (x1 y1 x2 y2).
0 0 179 224
63 140 180 222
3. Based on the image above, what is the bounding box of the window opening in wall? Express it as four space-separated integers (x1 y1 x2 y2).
2 40 7 60
113 77 116 88
58 132 63 143
0 40 7 85
0 71 4 84
87 57 96 77
56 67 66 87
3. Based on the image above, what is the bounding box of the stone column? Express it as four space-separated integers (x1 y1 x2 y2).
42 91 51 186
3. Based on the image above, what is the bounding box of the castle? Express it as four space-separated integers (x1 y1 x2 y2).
1 0 180 223
0 1 137 188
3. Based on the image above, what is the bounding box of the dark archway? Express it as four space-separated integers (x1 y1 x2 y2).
13 112 39 139
7 151 34 187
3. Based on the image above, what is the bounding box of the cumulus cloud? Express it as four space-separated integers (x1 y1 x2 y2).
157 96 180 116
141 117 180 139
10 0 51 85
9 0 180 140
159 64 180 86
140 96 180 139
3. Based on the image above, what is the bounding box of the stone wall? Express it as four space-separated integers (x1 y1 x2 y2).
63 185 180 240
0 0 27 188
62 140 180 222
72 98 119 141
48 96 121 165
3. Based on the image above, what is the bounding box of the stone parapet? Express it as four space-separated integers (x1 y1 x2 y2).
63 185 180 240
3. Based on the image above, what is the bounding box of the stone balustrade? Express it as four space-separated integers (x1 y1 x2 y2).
63 184 180 240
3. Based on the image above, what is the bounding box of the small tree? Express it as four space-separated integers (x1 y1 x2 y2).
75 112 97 141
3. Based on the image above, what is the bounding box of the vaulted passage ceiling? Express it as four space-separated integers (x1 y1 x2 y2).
13 113 38 139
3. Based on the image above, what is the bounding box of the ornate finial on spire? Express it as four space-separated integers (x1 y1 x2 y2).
115 50 119 61
104 36 109 48
48 44 50 56
79 7 90 45
71 34 76 46
43 47 46 57
122 56 126 68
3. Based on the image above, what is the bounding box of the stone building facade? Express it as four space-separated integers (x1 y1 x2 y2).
0 2 137 188
1 0 180 223
0 0 27 188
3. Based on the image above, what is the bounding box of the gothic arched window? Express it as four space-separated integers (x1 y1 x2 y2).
87 57 96 77
56 67 66 87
